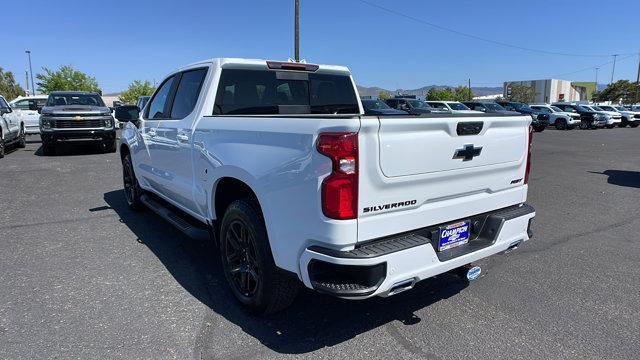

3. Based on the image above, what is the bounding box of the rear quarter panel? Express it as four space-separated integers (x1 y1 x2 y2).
192 115 361 274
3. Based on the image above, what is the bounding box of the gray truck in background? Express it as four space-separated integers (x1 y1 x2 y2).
39 91 117 155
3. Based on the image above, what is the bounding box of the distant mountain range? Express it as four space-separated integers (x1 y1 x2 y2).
356 85 503 98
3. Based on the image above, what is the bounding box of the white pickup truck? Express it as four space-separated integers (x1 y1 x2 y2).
116 58 536 314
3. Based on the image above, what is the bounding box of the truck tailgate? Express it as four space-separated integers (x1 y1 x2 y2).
357 114 531 242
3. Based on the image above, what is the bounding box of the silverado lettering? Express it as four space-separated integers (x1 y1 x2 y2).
363 200 417 213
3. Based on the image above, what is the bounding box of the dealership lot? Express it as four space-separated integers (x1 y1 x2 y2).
0 129 639 359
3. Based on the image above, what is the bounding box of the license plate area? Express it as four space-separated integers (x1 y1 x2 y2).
438 220 470 252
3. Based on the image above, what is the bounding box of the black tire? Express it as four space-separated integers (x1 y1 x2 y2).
554 119 567 130
101 140 117 153
42 143 56 156
533 125 545 133
619 117 628 128
220 199 299 314
17 126 26 148
122 154 144 211
98 140 116 153
606 124 615 129
0 138 4 159
630 123 639 128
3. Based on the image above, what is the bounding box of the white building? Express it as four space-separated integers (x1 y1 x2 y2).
503 79 593 103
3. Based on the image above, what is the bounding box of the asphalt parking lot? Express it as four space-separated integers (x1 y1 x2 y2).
1 128 639 360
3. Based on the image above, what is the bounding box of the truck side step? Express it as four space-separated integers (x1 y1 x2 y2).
140 194 210 242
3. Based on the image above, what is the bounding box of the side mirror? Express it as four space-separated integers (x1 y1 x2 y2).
115 105 140 122
28 102 39 111
0 107 11 115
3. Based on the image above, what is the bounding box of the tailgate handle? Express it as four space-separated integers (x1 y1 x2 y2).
456 122 483 136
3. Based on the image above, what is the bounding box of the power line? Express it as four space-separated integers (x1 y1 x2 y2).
357 0 636 58
549 54 636 78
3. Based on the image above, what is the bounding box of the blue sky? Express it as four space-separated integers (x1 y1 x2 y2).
2 0 639 93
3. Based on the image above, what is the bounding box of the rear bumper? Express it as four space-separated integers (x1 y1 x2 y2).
300 203 535 298
41 129 116 143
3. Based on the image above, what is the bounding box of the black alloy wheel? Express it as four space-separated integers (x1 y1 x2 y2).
17 127 26 148
122 154 143 210
224 219 260 298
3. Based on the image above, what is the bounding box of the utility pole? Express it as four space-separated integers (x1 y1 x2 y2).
595 67 599 87
635 52 640 105
294 0 300 62
610 54 617 84
25 50 35 95
468 78 472 100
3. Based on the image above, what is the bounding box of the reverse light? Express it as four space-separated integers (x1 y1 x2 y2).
316 132 358 220
524 126 533 184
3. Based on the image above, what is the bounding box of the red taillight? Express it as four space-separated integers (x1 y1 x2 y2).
317 132 358 220
524 125 533 184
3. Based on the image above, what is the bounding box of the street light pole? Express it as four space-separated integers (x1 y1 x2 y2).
25 50 35 95
25 70 30 96
294 0 300 62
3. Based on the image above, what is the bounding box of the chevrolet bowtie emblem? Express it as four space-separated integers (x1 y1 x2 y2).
74 115 82 121
453 144 482 161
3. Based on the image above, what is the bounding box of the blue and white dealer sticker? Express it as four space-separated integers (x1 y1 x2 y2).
466 266 482 281
438 220 470 251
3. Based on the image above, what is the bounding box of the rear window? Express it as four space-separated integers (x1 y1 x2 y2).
214 69 358 115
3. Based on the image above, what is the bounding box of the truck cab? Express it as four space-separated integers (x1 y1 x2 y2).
9 95 48 135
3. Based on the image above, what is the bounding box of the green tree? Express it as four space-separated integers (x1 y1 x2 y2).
378 90 390 101
508 84 536 103
36 65 100 94
426 87 455 101
597 80 639 104
453 86 474 101
119 80 156 104
0 67 26 101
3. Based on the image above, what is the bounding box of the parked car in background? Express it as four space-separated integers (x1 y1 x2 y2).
495 101 550 132
361 99 407 115
426 101 482 114
0 95 26 158
116 58 536 314
551 102 606 129
39 91 117 155
596 104 640 128
136 96 151 111
581 105 621 129
462 101 517 114
385 97 432 114
530 104 581 130
9 95 48 135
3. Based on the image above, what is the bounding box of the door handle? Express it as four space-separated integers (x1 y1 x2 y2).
177 134 189 143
